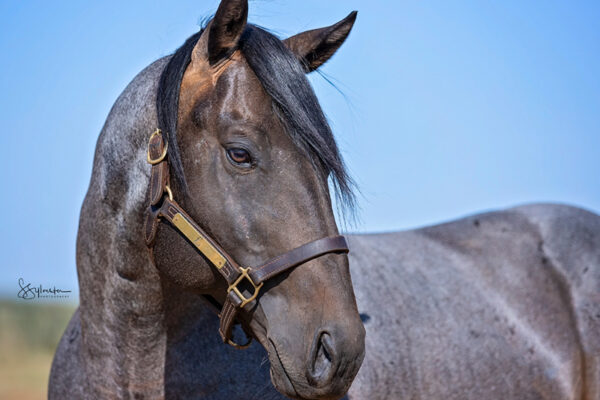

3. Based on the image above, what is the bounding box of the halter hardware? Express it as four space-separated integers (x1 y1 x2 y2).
144 129 350 349
227 267 264 308
147 129 168 165
164 185 173 201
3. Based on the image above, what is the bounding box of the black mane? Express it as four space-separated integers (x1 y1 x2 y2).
156 24 355 212
156 29 204 192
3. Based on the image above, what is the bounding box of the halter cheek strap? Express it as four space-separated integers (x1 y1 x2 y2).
144 129 350 349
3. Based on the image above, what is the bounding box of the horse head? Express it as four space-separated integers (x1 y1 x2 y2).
150 0 364 398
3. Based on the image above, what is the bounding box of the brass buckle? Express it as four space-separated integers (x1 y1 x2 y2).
147 129 168 165
227 267 263 308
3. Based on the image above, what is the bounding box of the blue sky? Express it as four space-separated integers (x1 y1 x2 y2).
1 0 599 298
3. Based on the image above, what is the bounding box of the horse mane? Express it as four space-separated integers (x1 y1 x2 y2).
156 28 204 194
156 24 356 213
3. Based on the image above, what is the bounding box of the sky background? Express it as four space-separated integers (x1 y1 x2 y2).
1 0 598 298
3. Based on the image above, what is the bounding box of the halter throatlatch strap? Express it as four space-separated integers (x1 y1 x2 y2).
144 130 350 349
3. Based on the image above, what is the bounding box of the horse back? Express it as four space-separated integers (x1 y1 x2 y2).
514 203 600 399
348 203 599 399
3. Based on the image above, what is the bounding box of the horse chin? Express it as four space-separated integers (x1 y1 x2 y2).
267 338 301 398
267 338 351 400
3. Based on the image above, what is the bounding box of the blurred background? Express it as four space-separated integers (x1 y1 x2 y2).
1 0 598 398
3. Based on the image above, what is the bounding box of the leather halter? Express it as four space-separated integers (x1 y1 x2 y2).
143 129 350 349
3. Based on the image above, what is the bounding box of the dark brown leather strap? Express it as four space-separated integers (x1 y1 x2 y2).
218 235 348 347
249 236 349 284
145 129 169 246
157 197 242 285
144 205 160 245
218 299 242 344
144 129 351 349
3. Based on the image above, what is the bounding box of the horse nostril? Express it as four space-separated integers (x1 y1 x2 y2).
307 331 338 387
320 336 333 363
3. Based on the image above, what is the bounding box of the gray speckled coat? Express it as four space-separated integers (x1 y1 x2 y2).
49 52 600 399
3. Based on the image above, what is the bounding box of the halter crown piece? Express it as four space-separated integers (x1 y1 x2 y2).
143 129 350 348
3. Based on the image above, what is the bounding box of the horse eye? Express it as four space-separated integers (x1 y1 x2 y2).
227 147 252 166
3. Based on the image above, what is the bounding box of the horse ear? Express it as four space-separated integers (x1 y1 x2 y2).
283 11 357 73
207 0 248 65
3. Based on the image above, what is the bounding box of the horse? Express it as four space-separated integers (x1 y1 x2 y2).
49 0 600 399
49 0 364 398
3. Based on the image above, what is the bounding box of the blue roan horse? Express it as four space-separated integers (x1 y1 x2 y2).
49 0 600 399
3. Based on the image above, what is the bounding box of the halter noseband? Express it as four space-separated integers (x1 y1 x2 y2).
143 129 350 349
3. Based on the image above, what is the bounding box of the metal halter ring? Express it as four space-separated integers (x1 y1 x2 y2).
227 267 264 308
164 185 173 201
227 336 252 350
147 129 168 165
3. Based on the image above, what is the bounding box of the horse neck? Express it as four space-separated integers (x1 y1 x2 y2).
76 58 173 397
